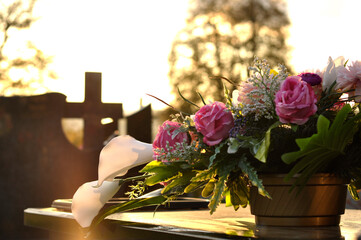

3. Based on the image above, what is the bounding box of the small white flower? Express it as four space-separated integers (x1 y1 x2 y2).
231 89 240 107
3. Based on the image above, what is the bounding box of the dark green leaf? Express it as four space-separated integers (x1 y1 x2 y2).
238 157 270 198
254 121 282 163
90 195 167 229
282 104 361 188
162 170 196 195
177 86 200 109
197 91 206 105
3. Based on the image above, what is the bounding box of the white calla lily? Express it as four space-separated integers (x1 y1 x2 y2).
97 135 153 187
71 135 154 228
71 180 121 228
323 56 345 91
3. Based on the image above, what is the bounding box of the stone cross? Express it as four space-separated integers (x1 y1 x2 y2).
64 72 123 150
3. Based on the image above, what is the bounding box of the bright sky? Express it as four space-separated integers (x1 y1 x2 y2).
287 0 361 72
30 0 188 114
21 0 361 114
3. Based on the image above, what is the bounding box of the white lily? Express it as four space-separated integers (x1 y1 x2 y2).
71 180 121 228
323 56 345 91
71 135 154 228
97 135 153 187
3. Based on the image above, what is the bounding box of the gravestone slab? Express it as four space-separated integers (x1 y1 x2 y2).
0 72 152 239
0 93 99 239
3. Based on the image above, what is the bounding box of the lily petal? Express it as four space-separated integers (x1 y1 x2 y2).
97 135 153 187
71 180 121 228
323 57 337 91
323 56 345 91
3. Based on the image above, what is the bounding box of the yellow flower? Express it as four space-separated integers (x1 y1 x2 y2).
270 69 278 75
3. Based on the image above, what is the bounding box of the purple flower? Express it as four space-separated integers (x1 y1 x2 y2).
298 73 322 86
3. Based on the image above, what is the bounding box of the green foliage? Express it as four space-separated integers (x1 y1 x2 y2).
209 142 226 167
282 104 361 187
238 157 270 198
139 161 182 186
162 170 197 195
140 137 271 214
192 166 217 182
348 182 360 201
208 175 227 214
125 181 146 200
90 195 167 230
253 121 282 163
201 179 216 198
184 180 208 193
227 176 250 211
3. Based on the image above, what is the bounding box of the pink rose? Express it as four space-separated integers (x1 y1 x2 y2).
337 60 361 102
153 120 189 161
275 76 317 125
194 101 234 146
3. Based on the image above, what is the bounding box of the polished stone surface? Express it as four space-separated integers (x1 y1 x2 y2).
24 204 361 240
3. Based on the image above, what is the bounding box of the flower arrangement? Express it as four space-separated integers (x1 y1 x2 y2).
71 57 361 229
145 56 361 211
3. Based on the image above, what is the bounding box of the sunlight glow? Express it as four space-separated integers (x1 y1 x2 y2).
11 0 361 114
29 0 188 114
287 0 361 72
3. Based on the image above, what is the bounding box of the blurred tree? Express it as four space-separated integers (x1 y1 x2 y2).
167 0 292 114
0 0 56 96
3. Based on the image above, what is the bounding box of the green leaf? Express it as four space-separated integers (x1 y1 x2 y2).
254 121 282 163
223 82 233 107
209 142 225 167
208 175 227 214
227 138 241 154
238 157 270 198
145 172 180 186
184 180 207 194
282 104 361 187
140 161 181 186
201 179 216 198
177 87 200 109
291 124 298 132
90 195 167 229
224 190 233 208
197 91 206 105
162 170 196 195
192 167 217 182
348 183 360 201
228 176 249 210
139 160 164 172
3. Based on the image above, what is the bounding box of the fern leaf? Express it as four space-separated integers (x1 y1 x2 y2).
162 170 196 195
238 157 270 198
208 175 227 214
191 167 217 182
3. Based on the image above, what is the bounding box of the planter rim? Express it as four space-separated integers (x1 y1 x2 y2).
259 173 349 185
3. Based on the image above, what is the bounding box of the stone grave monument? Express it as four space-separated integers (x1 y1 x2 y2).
0 72 152 239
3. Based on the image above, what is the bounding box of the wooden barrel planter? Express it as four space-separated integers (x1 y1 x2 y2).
250 174 349 227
